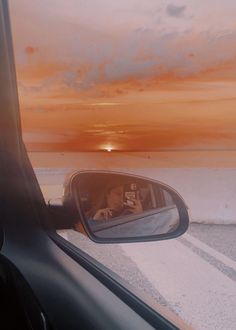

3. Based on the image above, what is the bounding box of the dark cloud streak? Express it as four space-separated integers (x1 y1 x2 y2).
166 4 186 18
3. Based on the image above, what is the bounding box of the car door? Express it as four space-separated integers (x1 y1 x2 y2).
0 1 191 329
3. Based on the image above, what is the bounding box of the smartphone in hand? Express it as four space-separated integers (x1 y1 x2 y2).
123 183 139 208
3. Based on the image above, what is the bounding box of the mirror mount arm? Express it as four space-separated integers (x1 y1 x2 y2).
47 204 78 230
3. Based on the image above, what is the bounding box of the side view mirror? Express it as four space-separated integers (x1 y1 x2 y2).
62 171 189 243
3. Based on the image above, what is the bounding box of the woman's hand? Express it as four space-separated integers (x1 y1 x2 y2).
123 198 143 214
93 208 113 220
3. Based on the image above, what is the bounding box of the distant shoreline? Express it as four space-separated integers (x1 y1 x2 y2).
28 151 236 168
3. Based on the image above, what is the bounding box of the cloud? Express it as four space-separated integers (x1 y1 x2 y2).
23 132 69 143
17 28 236 100
24 121 236 151
166 4 187 18
12 0 236 101
134 27 153 34
104 57 156 82
25 46 38 55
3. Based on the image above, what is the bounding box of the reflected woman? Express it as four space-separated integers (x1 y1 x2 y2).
88 181 143 221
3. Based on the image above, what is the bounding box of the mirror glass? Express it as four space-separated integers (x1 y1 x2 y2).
74 173 180 239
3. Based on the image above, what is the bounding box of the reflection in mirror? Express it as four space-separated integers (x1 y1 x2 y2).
75 173 180 239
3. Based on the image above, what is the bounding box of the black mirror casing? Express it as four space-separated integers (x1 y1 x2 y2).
62 171 189 244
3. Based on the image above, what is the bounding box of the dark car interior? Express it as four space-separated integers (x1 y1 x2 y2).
0 259 51 330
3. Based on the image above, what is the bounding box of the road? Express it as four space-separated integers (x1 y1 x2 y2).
59 224 236 330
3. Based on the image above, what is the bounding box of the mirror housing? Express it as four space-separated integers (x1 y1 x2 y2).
62 171 189 243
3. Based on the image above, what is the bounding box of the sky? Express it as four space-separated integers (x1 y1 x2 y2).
9 0 236 151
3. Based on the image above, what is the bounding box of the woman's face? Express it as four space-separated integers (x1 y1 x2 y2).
106 185 124 211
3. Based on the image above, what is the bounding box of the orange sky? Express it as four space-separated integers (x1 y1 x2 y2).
9 0 236 151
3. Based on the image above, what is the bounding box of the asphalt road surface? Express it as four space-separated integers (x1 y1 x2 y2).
58 224 236 330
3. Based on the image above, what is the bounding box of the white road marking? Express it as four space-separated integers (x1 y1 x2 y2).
183 233 236 272
121 240 236 330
